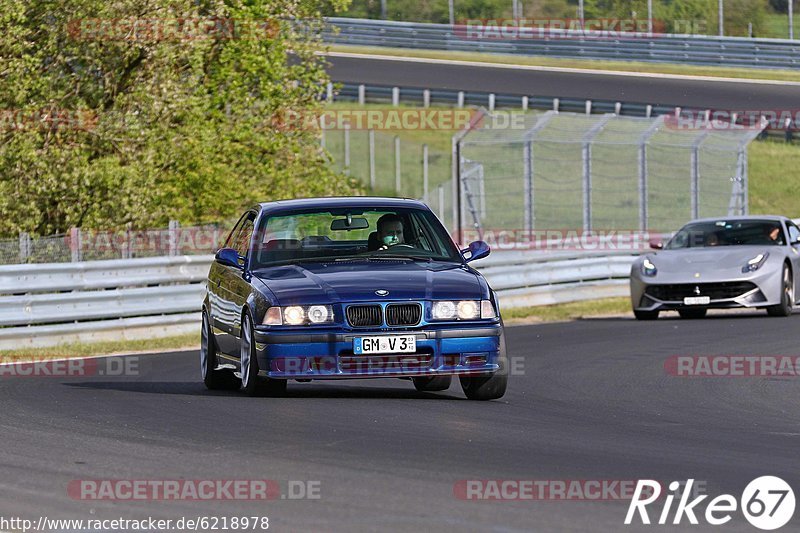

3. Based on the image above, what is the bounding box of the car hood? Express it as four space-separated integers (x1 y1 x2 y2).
651 246 775 271
252 259 485 305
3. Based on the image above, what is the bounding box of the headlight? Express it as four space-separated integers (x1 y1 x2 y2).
432 300 494 320
642 257 657 277
742 252 769 273
263 305 334 326
432 301 457 320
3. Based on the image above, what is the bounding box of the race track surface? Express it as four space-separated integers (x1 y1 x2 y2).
327 54 800 110
2 313 800 531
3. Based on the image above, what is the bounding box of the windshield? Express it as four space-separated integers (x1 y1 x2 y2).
250 207 461 268
665 220 785 249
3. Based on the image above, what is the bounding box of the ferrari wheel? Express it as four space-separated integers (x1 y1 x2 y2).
767 264 793 317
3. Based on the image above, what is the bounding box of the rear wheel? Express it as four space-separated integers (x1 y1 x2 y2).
678 308 707 319
459 329 508 401
240 313 287 397
633 310 659 320
200 310 240 390
767 264 793 317
412 375 452 392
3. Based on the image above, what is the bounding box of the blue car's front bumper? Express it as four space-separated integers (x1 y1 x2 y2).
252 324 502 379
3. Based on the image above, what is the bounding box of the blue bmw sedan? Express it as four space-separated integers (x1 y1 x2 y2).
201 197 507 400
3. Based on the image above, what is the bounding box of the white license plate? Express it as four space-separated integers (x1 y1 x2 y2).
683 296 710 305
354 335 416 355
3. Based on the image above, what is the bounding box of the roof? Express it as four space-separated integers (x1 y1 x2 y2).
258 196 428 214
689 215 789 223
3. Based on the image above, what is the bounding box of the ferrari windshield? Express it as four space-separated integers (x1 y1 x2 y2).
666 220 785 249
250 207 461 267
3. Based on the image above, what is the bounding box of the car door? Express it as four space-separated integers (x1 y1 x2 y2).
785 220 800 300
216 212 256 355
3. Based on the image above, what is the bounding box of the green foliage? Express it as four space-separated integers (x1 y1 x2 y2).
0 0 361 238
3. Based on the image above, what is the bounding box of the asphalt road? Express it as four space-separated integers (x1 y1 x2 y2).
2 313 800 532
327 54 800 110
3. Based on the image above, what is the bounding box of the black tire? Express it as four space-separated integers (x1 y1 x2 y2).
633 309 659 320
678 308 707 319
201 310 240 390
412 375 452 392
767 264 794 317
240 313 287 397
459 330 508 401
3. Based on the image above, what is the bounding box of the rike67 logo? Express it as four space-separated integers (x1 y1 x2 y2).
626 477 795 530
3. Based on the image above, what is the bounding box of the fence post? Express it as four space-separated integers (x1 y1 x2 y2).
438 185 445 221
581 115 613 232
488 93 496 111
585 100 592 115
392 87 400 106
742 148 749 215
457 91 464 108
368 129 376 190
523 141 533 233
169 220 179 257
423 89 430 108
70 227 82 262
690 131 710 220
422 143 429 202
637 115 664 231
122 222 132 259
326 82 333 102
522 96 529 110
344 122 351 175
19 232 31 263
358 84 365 105
553 98 559 112
394 135 401 194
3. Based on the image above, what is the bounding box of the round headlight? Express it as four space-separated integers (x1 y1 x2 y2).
284 306 305 325
432 301 457 320
307 305 330 324
457 300 479 319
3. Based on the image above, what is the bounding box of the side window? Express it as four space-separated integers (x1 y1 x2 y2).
223 214 248 249
234 217 256 258
788 223 800 245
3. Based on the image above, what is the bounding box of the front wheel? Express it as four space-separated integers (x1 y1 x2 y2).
767 264 794 317
240 313 287 397
201 311 240 390
459 330 508 401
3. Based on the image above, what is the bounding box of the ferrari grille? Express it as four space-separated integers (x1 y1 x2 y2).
645 282 758 301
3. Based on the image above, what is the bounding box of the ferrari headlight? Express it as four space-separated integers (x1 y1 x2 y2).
432 301 457 320
742 252 769 273
264 305 334 326
642 257 657 277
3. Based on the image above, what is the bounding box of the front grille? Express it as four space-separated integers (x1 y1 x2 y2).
645 282 758 301
346 305 382 327
385 303 422 326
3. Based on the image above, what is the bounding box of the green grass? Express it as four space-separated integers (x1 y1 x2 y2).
0 333 198 360
762 13 800 39
748 139 800 216
329 44 800 83
503 297 631 323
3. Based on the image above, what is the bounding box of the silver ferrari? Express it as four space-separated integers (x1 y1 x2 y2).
630 216 800 320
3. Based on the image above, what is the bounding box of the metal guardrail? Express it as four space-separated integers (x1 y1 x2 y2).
0 251 637 349
325 17 800 69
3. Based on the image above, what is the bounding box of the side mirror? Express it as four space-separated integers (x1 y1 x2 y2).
215 247 243 269
649 239 664 250
462 240 491 263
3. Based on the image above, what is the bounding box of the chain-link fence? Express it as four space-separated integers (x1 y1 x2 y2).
457 110 765 238
2 223 227 265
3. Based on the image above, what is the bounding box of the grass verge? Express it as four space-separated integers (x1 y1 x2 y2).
503 297 631 323
0 333 198 361
329 44 800 83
